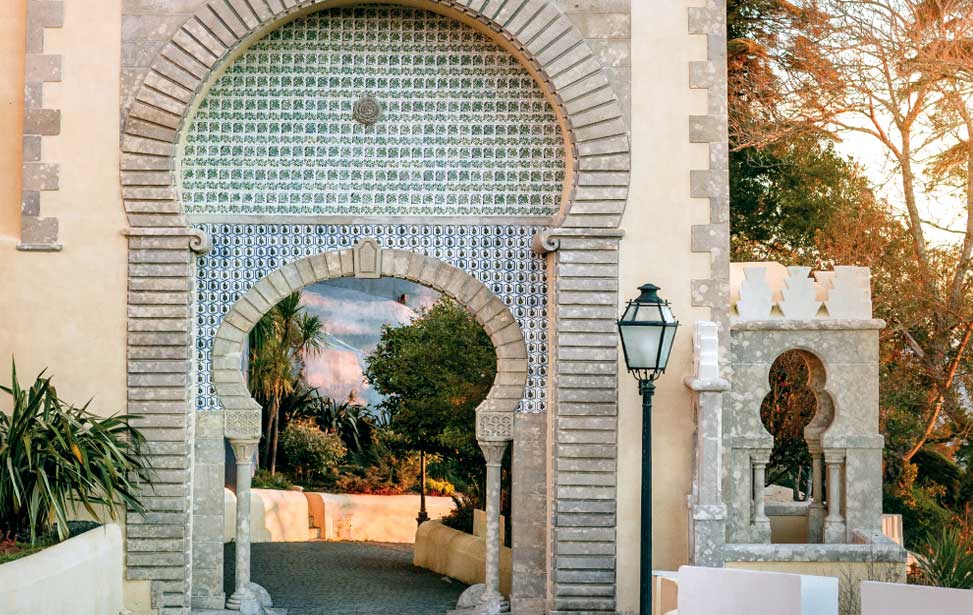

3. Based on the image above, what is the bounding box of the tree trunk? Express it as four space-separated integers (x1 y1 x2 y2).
903 322 973 465
265 395 280 474
269 410 280 476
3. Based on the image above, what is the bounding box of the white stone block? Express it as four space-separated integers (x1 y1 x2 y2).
676 566 838 615
736 266 774 320
861 581 973 615
824 266 872 319
692 321 721 382
779 266 822 319
813 270 835 302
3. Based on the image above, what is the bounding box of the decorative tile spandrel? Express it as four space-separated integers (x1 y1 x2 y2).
193 223 549 415
180 6 564 218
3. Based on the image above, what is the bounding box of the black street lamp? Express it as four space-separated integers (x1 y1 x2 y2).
417 450 429 525
617 283 679 615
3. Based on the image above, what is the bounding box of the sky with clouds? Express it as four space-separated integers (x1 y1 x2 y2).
299 278 440 408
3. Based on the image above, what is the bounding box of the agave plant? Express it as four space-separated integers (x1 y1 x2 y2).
0 361 151 543
914 527 973 589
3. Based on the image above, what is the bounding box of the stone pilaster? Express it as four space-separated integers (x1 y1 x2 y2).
537 227 624 614
685 322 729 566
18 0 64 250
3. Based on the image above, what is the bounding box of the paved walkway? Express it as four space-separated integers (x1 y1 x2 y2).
224 542 466 615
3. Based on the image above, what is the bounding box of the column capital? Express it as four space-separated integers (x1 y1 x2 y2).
479 440 508 465
228 438 260 461
749 448 771 465
824 451 847 465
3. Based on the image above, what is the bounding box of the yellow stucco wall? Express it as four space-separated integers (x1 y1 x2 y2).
0 0 26 238
615 2 714 611
0 0 128 418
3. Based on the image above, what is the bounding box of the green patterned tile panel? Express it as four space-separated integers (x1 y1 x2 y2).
180 5 565 217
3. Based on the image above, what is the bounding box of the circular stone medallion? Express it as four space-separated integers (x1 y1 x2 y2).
352 96 382 125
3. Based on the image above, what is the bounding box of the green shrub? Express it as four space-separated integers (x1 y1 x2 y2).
279 420 346 484
425 477 455 497
440 493 475 534
0 362 151 543
252 469 293 490
883 485 954 550
914 527 973 589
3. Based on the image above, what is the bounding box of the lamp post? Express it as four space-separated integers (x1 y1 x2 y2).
417 449 429 525
617 283 679 615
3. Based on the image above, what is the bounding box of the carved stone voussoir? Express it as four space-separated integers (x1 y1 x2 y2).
476 411 514 442
353 237 382 279
225 409 262 440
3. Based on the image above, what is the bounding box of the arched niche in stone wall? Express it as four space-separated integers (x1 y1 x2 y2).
214 241 525 442
726 320 886 546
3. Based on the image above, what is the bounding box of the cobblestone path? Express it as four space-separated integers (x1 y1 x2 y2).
224 542 466 615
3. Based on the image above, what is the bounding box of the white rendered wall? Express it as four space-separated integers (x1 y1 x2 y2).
861 581 973 615
0 524 124 615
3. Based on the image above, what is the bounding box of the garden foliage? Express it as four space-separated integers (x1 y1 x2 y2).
0 361 150 543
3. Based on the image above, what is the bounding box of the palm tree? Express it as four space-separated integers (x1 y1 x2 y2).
247 292 325 474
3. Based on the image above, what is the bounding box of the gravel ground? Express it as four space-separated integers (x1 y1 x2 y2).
224 541 465 615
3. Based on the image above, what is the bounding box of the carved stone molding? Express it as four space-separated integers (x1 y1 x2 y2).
123 227 213 255
476 411 514 442
531 227 625 255
18 0 64 251
224 410 262 441
212 249 528 443
353 238 382 279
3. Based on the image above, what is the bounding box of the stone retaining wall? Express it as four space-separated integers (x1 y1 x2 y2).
0 524 124 615
223 488 456 544
413 520 513 597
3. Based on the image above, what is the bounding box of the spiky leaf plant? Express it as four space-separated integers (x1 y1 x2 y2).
914 527 973 589
0 361 151 543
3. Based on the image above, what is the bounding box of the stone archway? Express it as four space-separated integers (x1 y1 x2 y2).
214 241 526 438
755 349 836 544
212 240 524 612
120 2 636 613
119 0 631 230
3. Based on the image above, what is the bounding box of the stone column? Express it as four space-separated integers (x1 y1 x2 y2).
685 321 730 566
227 439 261 613
808 450 826 543
751 452 771 542
824 453 847 543
477 440 509 614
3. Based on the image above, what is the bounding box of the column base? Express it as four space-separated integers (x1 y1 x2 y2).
824 519 847 544
226 583 275 615
690 505 727 567
449 584 510 615
752 518 772 543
